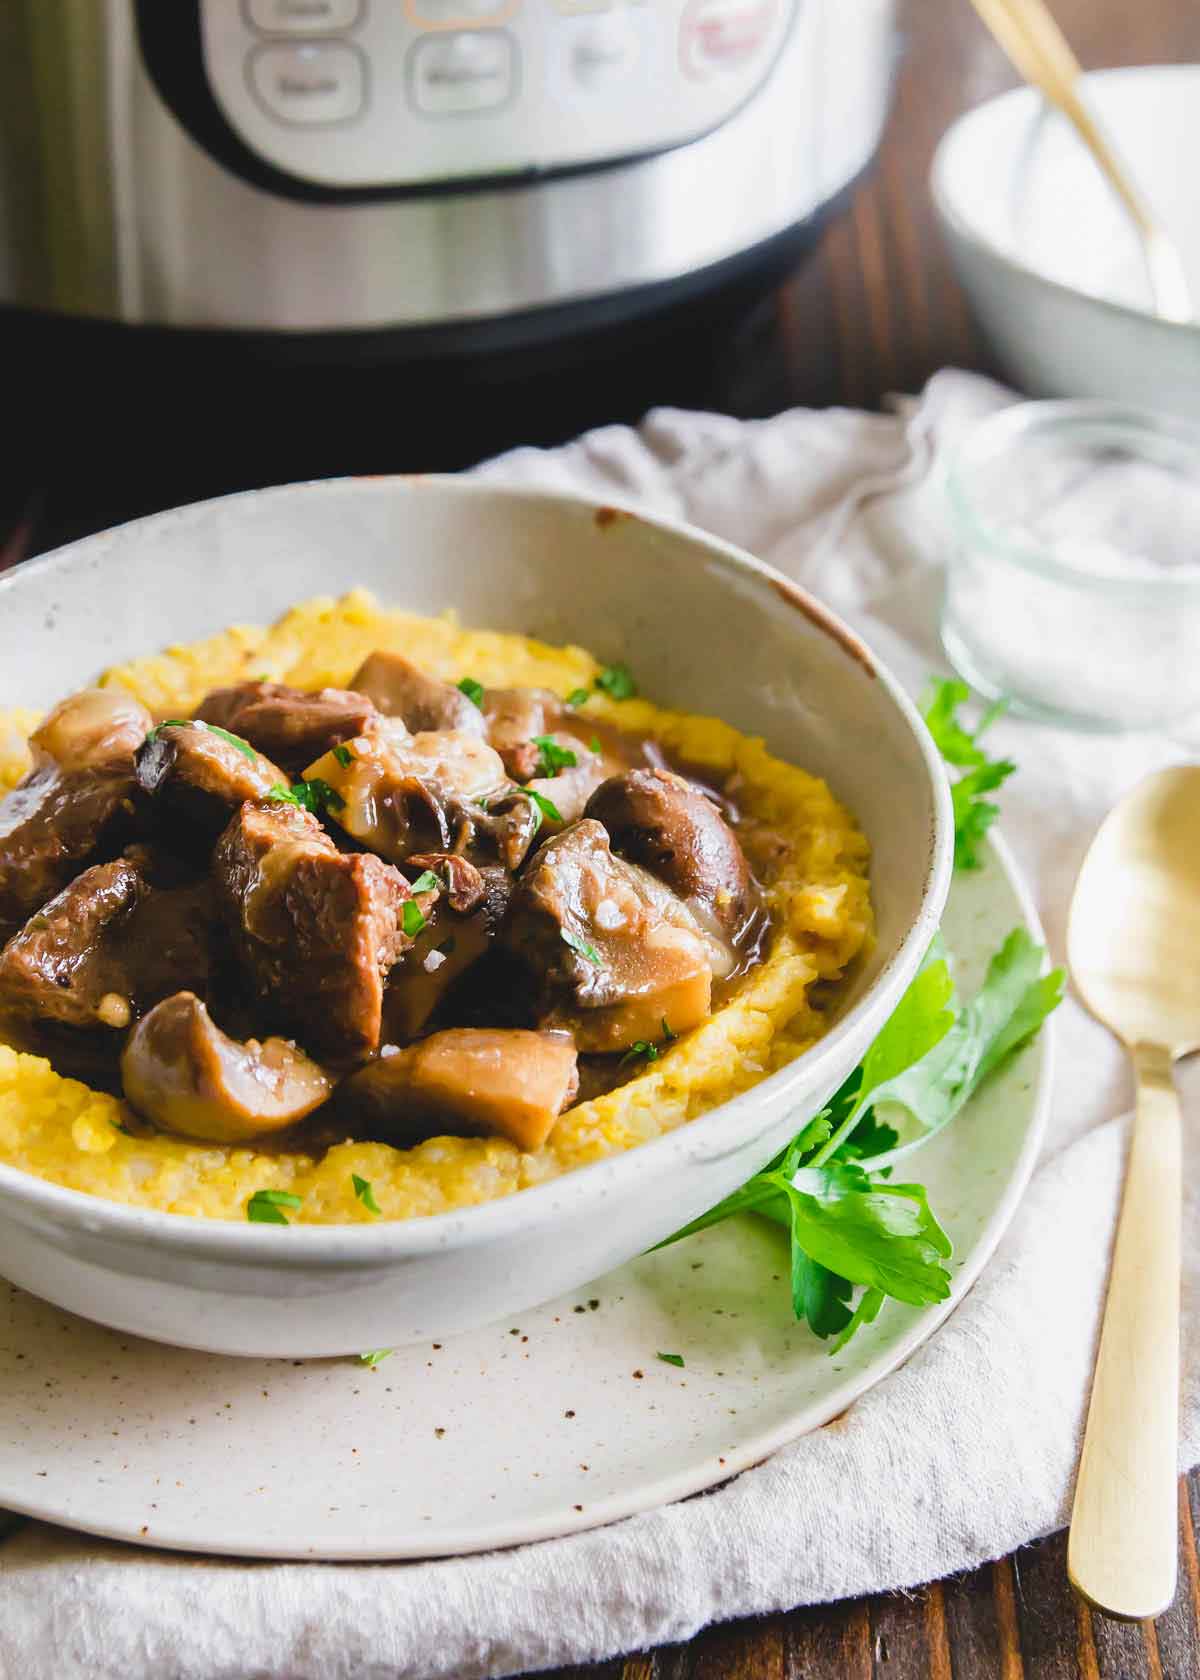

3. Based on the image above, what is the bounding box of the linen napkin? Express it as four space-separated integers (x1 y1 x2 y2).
2 370 1197 1680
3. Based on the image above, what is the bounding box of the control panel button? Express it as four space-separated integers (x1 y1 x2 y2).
406 0 516 27
567 16 639 87
245 0 364 33
408 31 516 115
680 0 776 76
248 41 367 124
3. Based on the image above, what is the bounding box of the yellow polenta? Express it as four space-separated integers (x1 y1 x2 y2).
0 591 871 1224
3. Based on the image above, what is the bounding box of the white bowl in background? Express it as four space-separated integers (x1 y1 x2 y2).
932 66 1200 416
0 479 952 1357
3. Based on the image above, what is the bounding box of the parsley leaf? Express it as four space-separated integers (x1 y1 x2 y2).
402 899 426 938
620 1040 659 1067
332 744 354 768
359 1349 393 1368
352 1174 381 1215
268 778 346 816
922 679 1016 870
661 1018 677 1042
458 677 485 708
247 1188 302 1225
565 688 591 708
408 869 441 895
654 924 1062 1351
145 719 257 762
524 787 563 827
656 1352 685 1368
530 735 577 777
563 929 602 965
595 663 638 701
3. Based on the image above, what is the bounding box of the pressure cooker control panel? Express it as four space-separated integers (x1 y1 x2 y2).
199 0 794 187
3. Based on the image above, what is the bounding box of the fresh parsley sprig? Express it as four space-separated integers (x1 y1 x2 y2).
595 663 638 701
923 679 1015 870
268 778 346 816
530 735 578 778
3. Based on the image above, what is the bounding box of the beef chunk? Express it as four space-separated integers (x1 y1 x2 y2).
135 720 287 848
338 1027 578 1151
502 819 719 1052
585 768 762 947
195 681 379 774
122 991 332 1144
213 798 429 1062
349 651 486 737
0 688 153 940
0 857 214 1031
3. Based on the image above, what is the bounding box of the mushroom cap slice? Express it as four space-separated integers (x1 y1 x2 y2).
339 1027 578 1153
30 688 152 773
350 651 486 738
121 991 333 1144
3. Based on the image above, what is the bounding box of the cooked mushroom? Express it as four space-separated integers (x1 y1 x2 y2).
195 681 379 774
0 688 152 940
350 651 487 738
121 991 332 1143
502 818 719 1052
381 861 513 1041
213 797 429 1062
337 1027 578 1151
303 727 515 864
585 768 762 946
135 720 287 847
482 688 563 781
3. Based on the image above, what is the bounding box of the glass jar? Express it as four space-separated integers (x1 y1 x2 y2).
941 400 1200 731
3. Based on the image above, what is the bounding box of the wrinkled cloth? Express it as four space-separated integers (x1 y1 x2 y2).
3 371 1197 1680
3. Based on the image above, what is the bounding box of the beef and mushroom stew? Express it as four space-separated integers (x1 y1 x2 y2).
0 596 870 1223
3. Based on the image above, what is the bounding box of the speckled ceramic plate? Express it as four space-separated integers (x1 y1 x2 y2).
0 836 1050 1561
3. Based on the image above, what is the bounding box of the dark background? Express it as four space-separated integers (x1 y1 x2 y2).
6 1 1200 1673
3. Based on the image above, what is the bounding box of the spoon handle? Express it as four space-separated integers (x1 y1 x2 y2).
1068 1041 1181 1619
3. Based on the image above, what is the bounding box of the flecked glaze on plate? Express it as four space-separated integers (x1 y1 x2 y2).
0 839 1051 1560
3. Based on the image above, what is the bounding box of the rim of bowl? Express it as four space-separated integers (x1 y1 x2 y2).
0 475 955 1261
929 65 1200 342
943 397 1200 594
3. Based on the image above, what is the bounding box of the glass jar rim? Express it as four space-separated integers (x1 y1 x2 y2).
943 398 1200 596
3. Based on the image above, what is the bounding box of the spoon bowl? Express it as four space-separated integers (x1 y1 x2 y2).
1069 766 1200 1055
1065 764 1200 1619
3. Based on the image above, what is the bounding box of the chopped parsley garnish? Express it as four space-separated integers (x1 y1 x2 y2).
656 1352 685 1368
408 870 441 895
267 778 346 816
922 679 1015 871
110 1119 134 1138
590 737 602 754
595 662 638 701
531 735 578 778
359 1349 393 1368
565 688 591 708
145 718 257 762
332 744 354 768
457 677 485 708
402 899 426 938
620 1040 660 1067
246 1188 303 1225
661 1018 677 1041
563 929 602 966
352 1174 381 1215
524 787 563 827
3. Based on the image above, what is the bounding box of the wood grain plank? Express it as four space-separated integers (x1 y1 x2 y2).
681 1615 786 1680
785 1598 873 1679
867 1584 938 1678
1010 1532 1088 1678
940 1563 1012 1680
1153 1482 1200 1679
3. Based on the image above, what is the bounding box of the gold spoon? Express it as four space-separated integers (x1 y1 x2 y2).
1066 766 1200 1618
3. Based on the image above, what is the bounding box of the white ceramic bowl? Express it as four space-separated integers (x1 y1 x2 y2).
0 479 952 1357
932 66 1200 416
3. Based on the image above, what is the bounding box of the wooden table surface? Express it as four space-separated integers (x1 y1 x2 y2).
531 2 1200 1676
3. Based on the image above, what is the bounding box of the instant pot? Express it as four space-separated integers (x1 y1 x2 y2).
0 0 897 529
